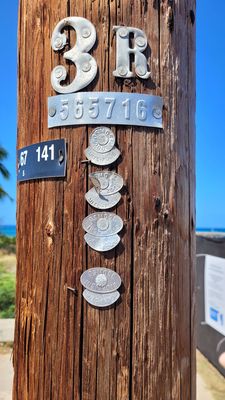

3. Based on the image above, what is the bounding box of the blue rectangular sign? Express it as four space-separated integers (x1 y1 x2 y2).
17 139 67 182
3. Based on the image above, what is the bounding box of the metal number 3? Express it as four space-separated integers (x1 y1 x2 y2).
51 17 97 94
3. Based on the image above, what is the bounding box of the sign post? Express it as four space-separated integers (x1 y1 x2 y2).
14 1 196 399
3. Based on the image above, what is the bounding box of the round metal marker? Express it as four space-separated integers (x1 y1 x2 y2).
84 146 121 166
82 212 123 237
89 171 124 195
84 233 120 252
89 127 115 153
80 267 121 293
85 188 121 210
83 289 120 307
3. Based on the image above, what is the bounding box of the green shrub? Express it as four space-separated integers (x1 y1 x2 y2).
0 264 15 318
0 235 16 254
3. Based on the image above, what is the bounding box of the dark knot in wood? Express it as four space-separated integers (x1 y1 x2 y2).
189 10 195 25
167 6 174 32
154 196 161 211
45 223 54 237
163 210 169 219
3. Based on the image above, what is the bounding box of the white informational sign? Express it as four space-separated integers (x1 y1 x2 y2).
205 255 225 336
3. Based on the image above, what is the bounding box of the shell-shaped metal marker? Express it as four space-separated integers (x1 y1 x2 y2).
80 267 121 293
83 289 120 307
82 212 123 237
85 188 121 210
84 146 121 166
84 233 120 252
89 127 115 153
89 171 124 195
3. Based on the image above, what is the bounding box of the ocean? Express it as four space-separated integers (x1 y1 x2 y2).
0 225 16 237
197 228 225 233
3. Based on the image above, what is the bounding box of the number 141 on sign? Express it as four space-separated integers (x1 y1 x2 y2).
36 144 55 162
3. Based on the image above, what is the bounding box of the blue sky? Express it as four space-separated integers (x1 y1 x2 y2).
196 3 225 228
0 2 225 228
0 2 18 225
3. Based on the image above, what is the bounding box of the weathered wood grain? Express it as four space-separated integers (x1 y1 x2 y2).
14 0 196 399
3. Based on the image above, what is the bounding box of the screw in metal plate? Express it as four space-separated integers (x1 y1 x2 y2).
54 37 63 49
152 107 162 119
119 27 128 38
82 62 91 72
82 28 91 38
135 36 146 47
135 65 146 76
95 274 108 288
55 68 63 79
49 107 56 118
117 66 128 76
96 218 109 231
58 150 64 164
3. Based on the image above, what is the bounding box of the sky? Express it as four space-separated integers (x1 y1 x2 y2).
0 2 224 228
0 2 18 225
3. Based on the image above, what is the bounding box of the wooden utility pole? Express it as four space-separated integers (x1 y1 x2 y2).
14 1 196 399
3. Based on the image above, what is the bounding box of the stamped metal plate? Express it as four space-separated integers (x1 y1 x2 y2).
113 26 150 80
51 17 97 94
89 127 115 153
85 188 121 209
80 267 121 293
82 212 123 236
83 289 120 307
17 139 67 182
48 92 163 128
84 233 120 252
89 171 123 195
84 146 120 166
